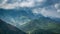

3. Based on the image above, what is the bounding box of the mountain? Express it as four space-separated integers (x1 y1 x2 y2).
0 8 34 18
0 19 26 34
0 8 43 28
0 8 43 19
19 17 60 34
31 29 58 34
0 8 60 34
50 17 60 22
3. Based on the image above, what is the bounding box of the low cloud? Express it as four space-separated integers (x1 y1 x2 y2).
0 0 46 9
32 5 60 18
54 3 60 12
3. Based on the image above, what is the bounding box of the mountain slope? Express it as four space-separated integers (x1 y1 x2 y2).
0 8 60 34
20 17 60 34
0 19 26 34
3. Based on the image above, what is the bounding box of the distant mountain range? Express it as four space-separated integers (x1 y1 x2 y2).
50 17 60 22
0 8 60 20
0 8 60 34
0 8 43 19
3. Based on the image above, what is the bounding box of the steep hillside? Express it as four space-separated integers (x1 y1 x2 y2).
0 19 26 34
20 17 60 34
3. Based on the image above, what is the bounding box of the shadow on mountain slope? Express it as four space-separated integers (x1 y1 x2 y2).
31 29 58 34
0 19 26 34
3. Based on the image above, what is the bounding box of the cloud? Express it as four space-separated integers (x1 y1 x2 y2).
32 8 42 14
0 0 7 4
32 0 60 18
57 10 60 12
18 1 34 7
32 5 60 18
0 0 34 9
54 3 60 12
0 0 60 18
0 0 47 9
0 4 16 9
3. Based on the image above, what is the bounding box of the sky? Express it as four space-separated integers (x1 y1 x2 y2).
0 0 60 18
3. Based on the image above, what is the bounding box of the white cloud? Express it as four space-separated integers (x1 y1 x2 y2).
32 8 42 14
18 1 34 7
55 3 60 9
0 0 34 9
32 8 50 17
32 6 60 18
35 0 46 3
54 3 60 13
0 0 47 9
0 0 7 4
0 4 16 9
57 9 60 12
